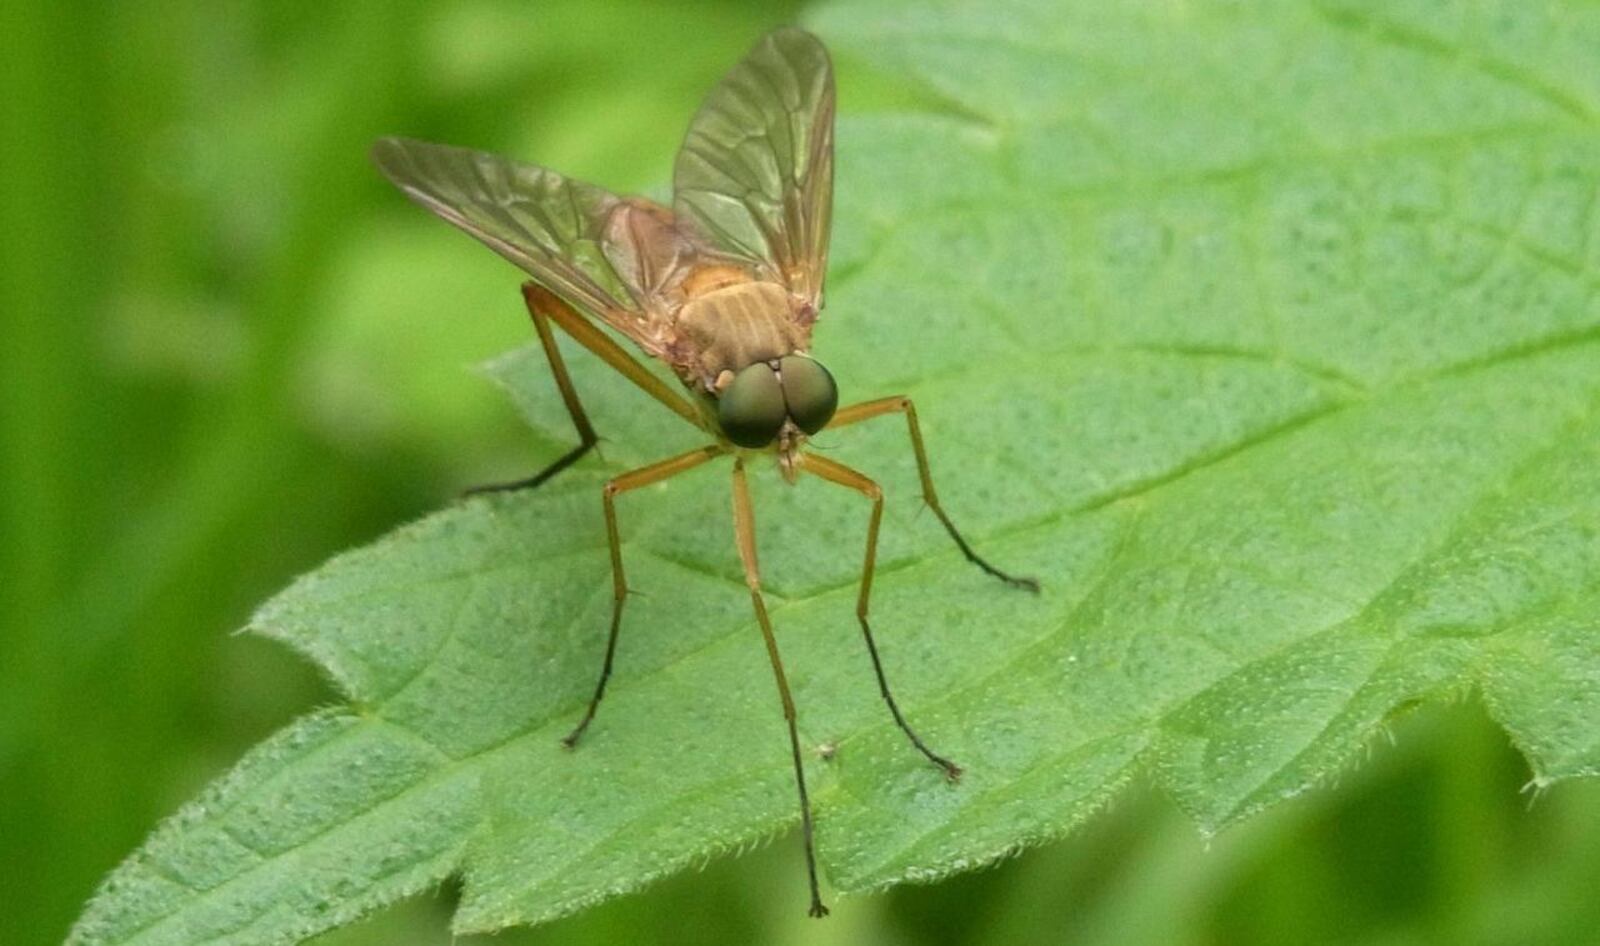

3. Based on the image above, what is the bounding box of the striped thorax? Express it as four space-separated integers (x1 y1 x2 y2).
676 280 807 386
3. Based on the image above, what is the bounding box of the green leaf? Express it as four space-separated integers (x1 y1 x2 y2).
72 0 1600 942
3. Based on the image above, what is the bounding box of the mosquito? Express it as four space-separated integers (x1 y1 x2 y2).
372 26 1037 917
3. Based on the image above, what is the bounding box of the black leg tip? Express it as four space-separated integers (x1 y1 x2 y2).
809 900 831 918
941 761 964 782
460 479 539 500
1011 575 1042 594
562 713 598 749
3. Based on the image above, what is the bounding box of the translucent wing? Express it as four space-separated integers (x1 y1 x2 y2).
672 27 835 310
372 137 695 350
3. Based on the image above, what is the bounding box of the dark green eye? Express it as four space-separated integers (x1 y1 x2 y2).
779 356 837 435
718 363 786 447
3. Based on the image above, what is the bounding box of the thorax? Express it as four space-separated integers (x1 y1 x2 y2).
676 280 805 384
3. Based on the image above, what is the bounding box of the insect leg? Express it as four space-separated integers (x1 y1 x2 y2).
561 443 727 748
530 283 706 429
826 397 1039 592
800 453 961 780
468 284 708 495
731 459 829 918
465 285 604 495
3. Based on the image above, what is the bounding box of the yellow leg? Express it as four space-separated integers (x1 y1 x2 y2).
561 443 727 748
826 397 1039 592
528 283 706 430
732 459 829 918
466 283 707 495
800 453 961 779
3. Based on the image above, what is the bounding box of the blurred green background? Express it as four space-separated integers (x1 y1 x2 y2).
5 1 1600 944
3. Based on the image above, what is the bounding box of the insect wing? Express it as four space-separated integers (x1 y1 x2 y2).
372 137 664 341
672 27 835 309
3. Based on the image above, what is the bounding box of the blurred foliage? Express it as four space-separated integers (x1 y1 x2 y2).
5 0 1600 945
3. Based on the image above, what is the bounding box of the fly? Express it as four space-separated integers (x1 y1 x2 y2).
372 26 1038 917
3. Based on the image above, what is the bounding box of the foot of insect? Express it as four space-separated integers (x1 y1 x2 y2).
560 714 595 749
460 440 598 498
936 513 1040 594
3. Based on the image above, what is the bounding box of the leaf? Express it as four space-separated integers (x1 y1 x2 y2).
72 0 1600 942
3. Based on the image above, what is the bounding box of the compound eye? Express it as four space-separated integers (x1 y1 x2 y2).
718 363 786 448
779 356 838 435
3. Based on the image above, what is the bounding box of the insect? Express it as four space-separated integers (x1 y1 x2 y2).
372 26 1037 918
